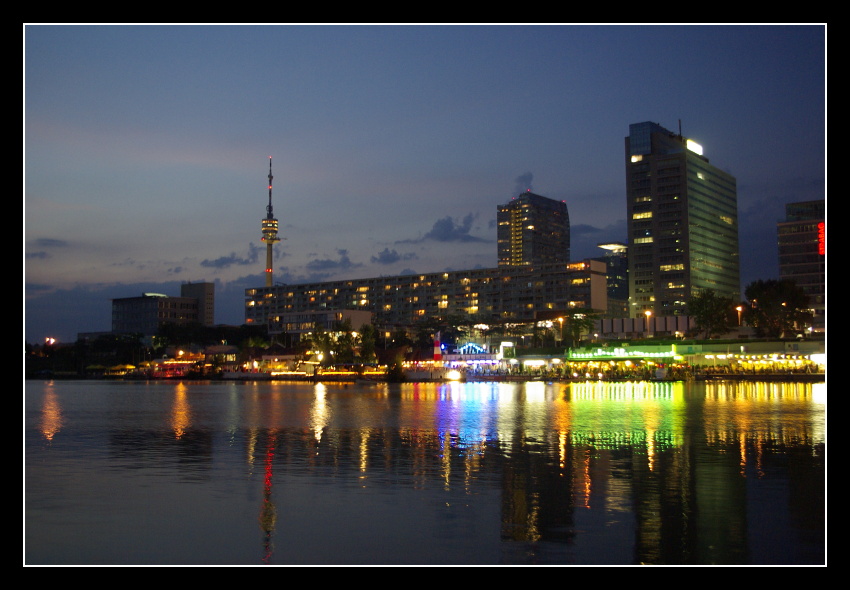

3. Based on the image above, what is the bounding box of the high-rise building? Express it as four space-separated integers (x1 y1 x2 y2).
181 281 215 326
625 121 739 318
247 187 601 339
497 191 570 266
777 199 825 333
594 242 629 318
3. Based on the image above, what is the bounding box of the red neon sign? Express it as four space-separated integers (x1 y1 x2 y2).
818 222 825 256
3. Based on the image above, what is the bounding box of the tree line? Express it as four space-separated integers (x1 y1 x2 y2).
687 279 813 339
26 278 814 377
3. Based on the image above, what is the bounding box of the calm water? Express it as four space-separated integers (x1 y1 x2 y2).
24 378 826 566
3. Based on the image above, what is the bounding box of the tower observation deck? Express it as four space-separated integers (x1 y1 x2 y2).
261 157 281 287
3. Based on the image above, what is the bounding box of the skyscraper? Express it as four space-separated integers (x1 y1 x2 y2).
777 199 825 333
497 191 570 266
625 121 739 318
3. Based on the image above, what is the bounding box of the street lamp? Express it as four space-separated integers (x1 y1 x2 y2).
644 310 652 338
736 306 743 326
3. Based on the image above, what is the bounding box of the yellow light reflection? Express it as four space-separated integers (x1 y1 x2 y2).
39 383 63 442
359 429 370 475
171 382 191 439
311 383 328 443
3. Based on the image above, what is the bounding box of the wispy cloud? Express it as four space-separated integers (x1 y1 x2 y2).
399 213 488 244
370 247 417 265
513 171 533 195
200 243 261 269
305 249 362 272
33 238 69 248
26 238 69 259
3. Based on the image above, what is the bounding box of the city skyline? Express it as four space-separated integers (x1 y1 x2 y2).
24 24 826 343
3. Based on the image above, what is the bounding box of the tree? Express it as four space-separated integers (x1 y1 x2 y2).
307 323 334 366
687 289 735 339
331 318 356 364
357 323 378 364
744 279 811 338
562 309 599 346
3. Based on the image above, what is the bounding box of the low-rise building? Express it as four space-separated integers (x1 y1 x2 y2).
111 282 215 337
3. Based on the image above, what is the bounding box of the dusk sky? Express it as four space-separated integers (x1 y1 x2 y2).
24 24 826 344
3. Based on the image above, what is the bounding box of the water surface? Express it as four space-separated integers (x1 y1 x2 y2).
25 379 826 565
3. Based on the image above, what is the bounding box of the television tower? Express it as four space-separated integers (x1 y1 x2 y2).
261 157 281 287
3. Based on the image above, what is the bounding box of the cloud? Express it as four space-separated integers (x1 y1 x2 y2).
514 172 533 195
200 243 261 269
33 238 69 248
370 247 417 265
400 213 488 244
26 238 69 260
571 223 603 236
305 249 362 272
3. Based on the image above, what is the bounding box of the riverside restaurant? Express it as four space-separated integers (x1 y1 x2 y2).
111 339 824 382
428 340 825 382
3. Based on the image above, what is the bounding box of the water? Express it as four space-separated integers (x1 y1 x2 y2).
24 379 826 566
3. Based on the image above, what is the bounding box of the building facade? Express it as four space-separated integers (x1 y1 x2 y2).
777 199 825 333
180 282 215 326
594 241 629 318
625 121 740 318
246 260 607 332
497 192 570 266
111 282 215 336
269 309 373 340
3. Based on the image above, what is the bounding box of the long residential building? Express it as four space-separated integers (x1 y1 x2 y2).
245 260 607 335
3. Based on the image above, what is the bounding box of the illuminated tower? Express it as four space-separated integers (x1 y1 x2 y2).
625 121 739 318
497 191 570 266
261 157 281 287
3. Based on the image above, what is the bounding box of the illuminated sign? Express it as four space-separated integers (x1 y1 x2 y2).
686 139 703 155
457 343 486 354
818 222 825 256
568 347 677 360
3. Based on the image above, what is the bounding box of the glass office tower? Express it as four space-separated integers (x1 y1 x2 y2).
625 122 739 318
777 199 825 333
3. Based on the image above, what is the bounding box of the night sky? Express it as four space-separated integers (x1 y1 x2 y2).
24 24 826 344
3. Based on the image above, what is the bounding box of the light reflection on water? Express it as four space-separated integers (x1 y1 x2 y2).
25 379 825 566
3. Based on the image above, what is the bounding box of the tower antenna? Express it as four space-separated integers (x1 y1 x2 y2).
261 156 281 287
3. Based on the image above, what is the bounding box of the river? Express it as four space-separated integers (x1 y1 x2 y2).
24 378 826 566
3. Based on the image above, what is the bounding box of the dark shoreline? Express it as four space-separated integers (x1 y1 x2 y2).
26 372 825 383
